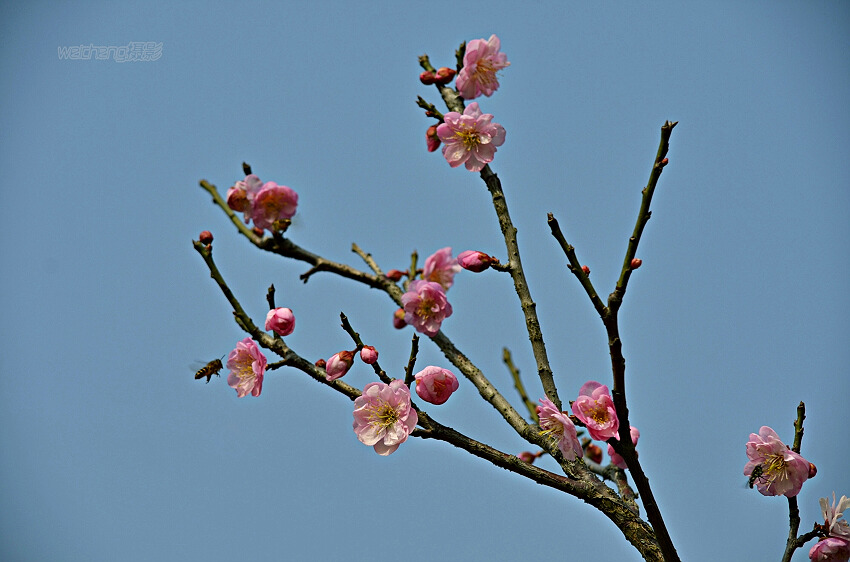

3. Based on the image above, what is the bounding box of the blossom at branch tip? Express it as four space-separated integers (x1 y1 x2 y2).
325 350 355 381
423 247 461 290
571 381 619 441
227 174 263 222
414 366 459 405
436 102 505 173
352 379 418 456
457 250 495 273
743 426 810 497
265 307 295 337
608 426 640 469
810 492 850 560
226 338 267 398
537 398 583 461
456 34 510 99
401 280 452 336
250 181 298 232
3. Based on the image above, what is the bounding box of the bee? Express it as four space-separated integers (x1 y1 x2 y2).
195 357 224 383
747 464 765 489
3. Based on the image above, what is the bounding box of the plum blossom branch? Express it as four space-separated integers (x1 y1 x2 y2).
403 334 420 386
339 312 392 385
781 402 808 562
502 347 538 423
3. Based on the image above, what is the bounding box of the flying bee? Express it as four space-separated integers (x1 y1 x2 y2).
195 357 224 383
747 464 765 489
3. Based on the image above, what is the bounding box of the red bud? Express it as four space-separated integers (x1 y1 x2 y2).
419 71 436 85
630 258 642 269
199 231 213 245
581 265 590 275
434 67 456 85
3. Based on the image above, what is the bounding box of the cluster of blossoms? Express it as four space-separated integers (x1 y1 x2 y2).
395 247 459 336
743 426 811 497
811 493 850 561
323 346 379 382
223 307 296 397
226 174 298 232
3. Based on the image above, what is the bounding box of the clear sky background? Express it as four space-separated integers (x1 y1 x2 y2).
1 2 847 561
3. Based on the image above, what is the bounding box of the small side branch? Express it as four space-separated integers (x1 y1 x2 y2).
503 347 538 423
781 402 809 562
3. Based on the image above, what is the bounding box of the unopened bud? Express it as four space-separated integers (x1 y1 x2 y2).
434 67 456 85
252 227 264 237
419 71 436 85
585 443 603 464
808 462 817 479
199 231 214 245
325 350 355 381
385 269 405 282
314 358 326 369
426 125 441 152
360 345 378 365
518 451 536 464
630 258 642 269
457 250 494 273
393 308 407 329
581 265 590 275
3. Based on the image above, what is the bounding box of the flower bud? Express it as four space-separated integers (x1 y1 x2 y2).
392 308 407 329
585 443 603 464
360 345 378 365
419 71 436 85
265 307 295 337
457 250 493 273
426 125 441 152
630 258 642 269
808 462 817 479
314 358 326 369
434 67 456 85
518 451 536 464
385 269 405 282
581 265 590 275
199 231 214 245
325 350 355 381
252 227 265 237
414 366 459 405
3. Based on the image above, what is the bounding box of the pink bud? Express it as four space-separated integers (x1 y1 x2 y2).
585 443 603 464
419 71 436 85
457 250 493 273
426 125 441 152
630 258 642 269
265 307 295 336
199 231 213 245
392 308 407 329
360 345 378 365
518 451 536 464
434 67 456 85
414 366 459 405
581 265 590 275
385 269 405 282
325 350 355 381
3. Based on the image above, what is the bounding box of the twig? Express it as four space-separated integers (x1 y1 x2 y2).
503 347 538 423
781 402 808 562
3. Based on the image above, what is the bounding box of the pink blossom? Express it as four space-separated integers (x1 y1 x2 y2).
537 398 583 461
811 492 850 560
457 250 494 272
227 174 263 222
414 366 459 405
226 338 267 398
607 426 640 469
423 247 461 290
265 307 295 336
325 350 355 381
401 280 453 336
810 537 850 562
352 379 418 455
571 381 619 441
359 345 378 365
436 102 506 173
250 181 298 232
456 34 510 99
743 426 810 497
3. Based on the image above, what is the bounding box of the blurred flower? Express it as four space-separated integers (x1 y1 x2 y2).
436 102 505 172
743 426 810 497
585 442 603 464
325 350 355 381
810 537 850 562
226 338 267 398
251 181 298 232
822 493 850 540
423 247 461 290
392 308 407 329
457 250 494 272
607 426 640 469
426 124 441 152
227 174 263 222
456 34 510 99
414 366 459 405
265 307 295 336
537 398 583 461
434 67 456 85
360 345 378 365
352 379 418 456
401 280 453 336
571 381 619 441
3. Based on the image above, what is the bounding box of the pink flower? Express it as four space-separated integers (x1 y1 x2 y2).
743 426 810 497
227 174 263 222
325 350 355 381
226 338 267 398
571 381 619 441
250 181 298 232
811 492 850 560
810 538 850 562
359 345 378 365
265 307 295 336
436 102 506 173
352 379 418 455
401 280 453 336
456 34 510 99
607 426 640 469
414 366 459 405
423 247 461 290
537 398 583 461
457 250 494 272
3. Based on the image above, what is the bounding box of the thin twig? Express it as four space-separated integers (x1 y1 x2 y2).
503 347 538 423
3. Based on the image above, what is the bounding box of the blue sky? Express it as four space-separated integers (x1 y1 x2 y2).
1 1 848 561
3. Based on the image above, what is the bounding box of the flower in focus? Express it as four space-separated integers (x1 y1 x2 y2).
265 307 295 337
423 247 461 290
401 280 453 336
436 102 506 173
226 337 267 398
352 379 418 456
537 398 583 461
743 426 810 497
414 366 459 405
571 381 619 441
227 174 263 222
607 426 640 469
456 34 510 99
250 181 298 232
359 345 378 365
457 250 494 273
325 350 355 381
